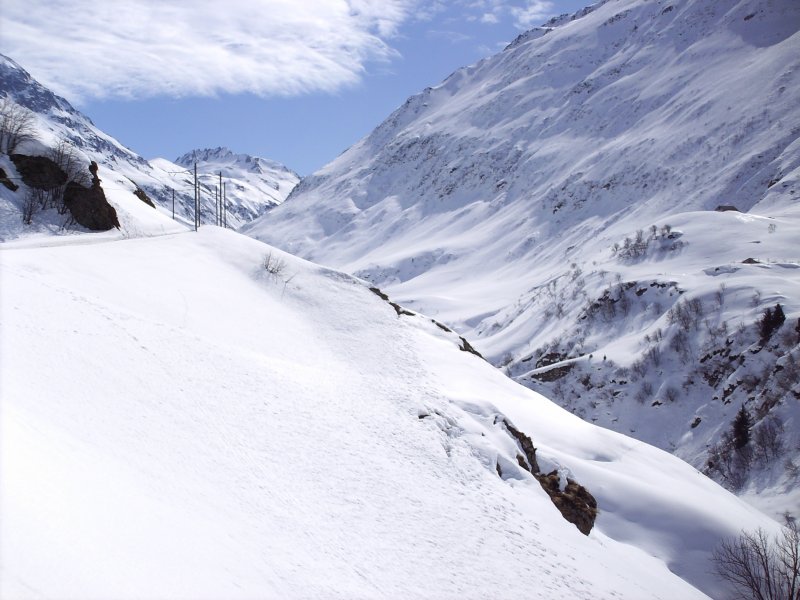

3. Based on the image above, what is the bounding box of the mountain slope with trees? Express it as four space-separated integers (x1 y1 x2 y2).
246 0 800 518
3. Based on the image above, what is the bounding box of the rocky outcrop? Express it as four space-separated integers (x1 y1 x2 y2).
63 161 119 230
500 417 597 535
9 154 67 190
535 471 598 536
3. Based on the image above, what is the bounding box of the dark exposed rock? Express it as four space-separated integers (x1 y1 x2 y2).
369 287 390 301
715 205 739 212
459 336 484 359
501 418 540 473
535 471 598 535
133 186 155 208
63 161 119 230
9 154 67 189
433 319 452 333
0 167 18 191
531 353 575 382
497 417 597 535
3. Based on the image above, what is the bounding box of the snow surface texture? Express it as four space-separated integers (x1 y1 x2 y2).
0 200 779 598
0 54 298 237
246 0 800 517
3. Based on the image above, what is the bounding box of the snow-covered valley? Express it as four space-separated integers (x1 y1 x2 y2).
1 0 799 597
248 0 800 519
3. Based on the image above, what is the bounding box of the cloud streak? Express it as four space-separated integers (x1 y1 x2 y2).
0 0 417 104
463 0 554 29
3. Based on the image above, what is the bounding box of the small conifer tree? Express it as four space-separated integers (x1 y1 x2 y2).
732 405 752 450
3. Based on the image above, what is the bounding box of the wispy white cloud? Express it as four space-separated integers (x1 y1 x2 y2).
426 30 472 44
454 0 555 30
0 0 418 104
508 0 554 28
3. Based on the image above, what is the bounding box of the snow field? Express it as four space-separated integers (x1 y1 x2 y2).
0 227 781 598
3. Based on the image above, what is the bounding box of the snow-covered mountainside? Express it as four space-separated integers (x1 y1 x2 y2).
0 200 780 597
171 146 299 223
0 54 297 237
245 0 800 517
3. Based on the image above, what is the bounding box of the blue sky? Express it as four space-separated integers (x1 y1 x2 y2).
2 0 588 175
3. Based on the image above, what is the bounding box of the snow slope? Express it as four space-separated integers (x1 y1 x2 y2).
0 219 779 599
0 54 297 237
244 0 800 513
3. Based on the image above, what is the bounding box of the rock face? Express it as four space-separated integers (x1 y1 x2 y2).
63 161 119 230
9 154 67 190
535 471 598 536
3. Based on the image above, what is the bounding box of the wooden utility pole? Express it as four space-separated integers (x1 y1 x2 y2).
223 182 227 228
172 189 175 220
219 172 223 227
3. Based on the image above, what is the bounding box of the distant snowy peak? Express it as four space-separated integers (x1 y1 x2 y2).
168 147 299 220
175 147 298 179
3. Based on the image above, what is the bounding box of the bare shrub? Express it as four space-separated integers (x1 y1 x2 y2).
664 386 679 403
716 283 727 309
22 187 44 224
631 358 647 379
754 416 785 465
48 139 91 211
263 252 287 281
0 97 36 154
713 520 799 600
635 380 653 404
670 329 693 364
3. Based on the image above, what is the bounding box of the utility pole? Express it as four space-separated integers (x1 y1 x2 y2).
223 182 227 228
193 162 198 231
172 189 175 220
219 172 223 227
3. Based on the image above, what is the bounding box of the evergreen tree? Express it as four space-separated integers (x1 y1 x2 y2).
759 307 774 340
773 303 785 329
759 303 787 342
732 405 752 450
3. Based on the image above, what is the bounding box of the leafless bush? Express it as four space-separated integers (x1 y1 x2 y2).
668 297 704 331
263 252 287 281
635 380 653 404
0 96 36 154
646 345 662 367
631 358 647 379
664 386 679 403
21 187 44 224
48 139 90 211
754 416 785 465
715 283 727 309
670 329 691 362
713 520 799 600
